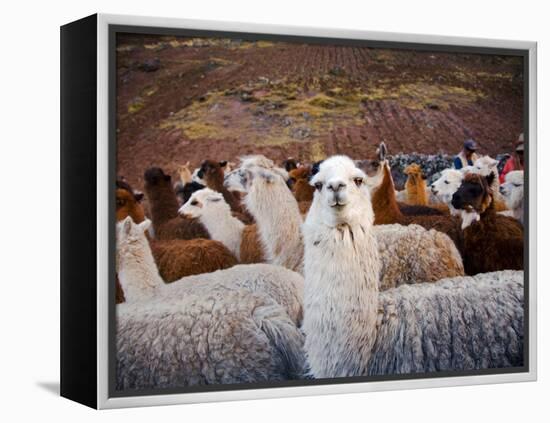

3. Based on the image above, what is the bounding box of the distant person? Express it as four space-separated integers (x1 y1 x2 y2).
500 133 524 184
453 139 479 170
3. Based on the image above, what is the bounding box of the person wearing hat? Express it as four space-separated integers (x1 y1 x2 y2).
499 133 524 183
453 139 480 170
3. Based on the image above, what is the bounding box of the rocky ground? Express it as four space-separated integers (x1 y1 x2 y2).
116 33 524 189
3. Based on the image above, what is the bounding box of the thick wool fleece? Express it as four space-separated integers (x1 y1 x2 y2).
368 271 524 375
116 289 305 390
151 239 238 283
374 224 464 290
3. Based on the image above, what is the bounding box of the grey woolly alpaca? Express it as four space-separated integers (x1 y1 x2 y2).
117 288 305 389
302 155 524 378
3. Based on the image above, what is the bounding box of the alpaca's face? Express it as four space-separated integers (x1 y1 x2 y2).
404 163 424 178
473 156 499 178
451 173 494 213
224 168 251 193
178 188 227 218
500 170 524 210
431 169 463 203
309 156 371 226
116 188 146 223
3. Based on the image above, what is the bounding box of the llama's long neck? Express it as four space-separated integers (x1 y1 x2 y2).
406 174 427 205
199 209 245 260
117 236 163 302
206 174 241 212
245 178 304 273
302 202 380 378
372 164 403 224
146 184 179 227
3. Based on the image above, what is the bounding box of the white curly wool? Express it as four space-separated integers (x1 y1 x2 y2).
302 155 524 378
116 288 305 389
116 216 304 324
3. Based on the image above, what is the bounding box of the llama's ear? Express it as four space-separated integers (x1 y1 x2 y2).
421 173 427 180
164 173 171 182
120 216 133 236
219 160 228 168
138 219 151 233
485 172 495 187
134 191 144 202
377 142 387 161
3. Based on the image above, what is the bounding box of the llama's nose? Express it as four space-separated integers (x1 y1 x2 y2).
499 186 506 194
327 180 346 192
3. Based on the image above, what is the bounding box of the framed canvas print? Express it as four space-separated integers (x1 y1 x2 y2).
60 13 537 409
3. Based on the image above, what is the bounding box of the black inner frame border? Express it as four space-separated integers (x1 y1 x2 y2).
108 23 531 399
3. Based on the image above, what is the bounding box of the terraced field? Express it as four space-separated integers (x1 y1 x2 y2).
116 33 524 188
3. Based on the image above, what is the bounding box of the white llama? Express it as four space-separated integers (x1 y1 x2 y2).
499 170 524 224
302 155 524 378
430 168 464 216
225 163 304 274
179 188 245 260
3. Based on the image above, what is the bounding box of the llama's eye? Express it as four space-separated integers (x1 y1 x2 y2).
116 198 125 207
444 180 449 185
354 177 363 187
191 200 199 206
314 182 323 191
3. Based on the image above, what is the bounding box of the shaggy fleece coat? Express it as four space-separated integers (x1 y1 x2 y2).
368 270 524 375
374 224 464 290
116 288 305 389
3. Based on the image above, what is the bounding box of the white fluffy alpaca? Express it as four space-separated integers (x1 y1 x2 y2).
116 218 161 302
225 163 304 274
430 169 464 216
116 216 304 324
302 155 524 378
499 170 524 224
179 188 245 260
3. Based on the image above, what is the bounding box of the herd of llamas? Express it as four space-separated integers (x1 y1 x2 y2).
115 142 525 390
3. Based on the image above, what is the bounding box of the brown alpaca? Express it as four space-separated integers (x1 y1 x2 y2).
404 163 429 205
289 166 315 203
151 239 238 283
198 160 253 223
144 167 210 241
366 158 464 256
452 173 523 274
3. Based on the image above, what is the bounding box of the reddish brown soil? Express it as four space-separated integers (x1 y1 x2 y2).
116 34 524 191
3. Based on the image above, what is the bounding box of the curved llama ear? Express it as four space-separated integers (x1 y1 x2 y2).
120 216 133 236
377 142 387 162
138 219 151 233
